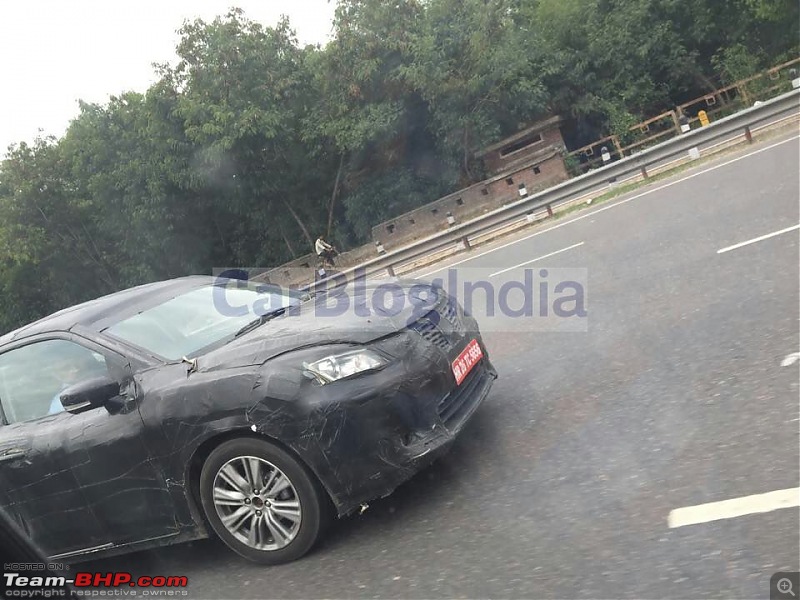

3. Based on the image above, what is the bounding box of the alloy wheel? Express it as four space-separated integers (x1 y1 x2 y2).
212 455 303 551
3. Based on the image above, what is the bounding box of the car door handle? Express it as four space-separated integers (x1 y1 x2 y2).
0 449 26 463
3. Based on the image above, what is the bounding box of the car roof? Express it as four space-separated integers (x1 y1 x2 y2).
0 276 219 346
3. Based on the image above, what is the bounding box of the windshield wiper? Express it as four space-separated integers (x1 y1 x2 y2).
233 308 288 338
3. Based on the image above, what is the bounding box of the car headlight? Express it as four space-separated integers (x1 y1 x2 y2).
304 349 388 384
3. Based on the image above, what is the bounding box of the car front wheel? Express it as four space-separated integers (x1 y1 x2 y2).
199 437 328 564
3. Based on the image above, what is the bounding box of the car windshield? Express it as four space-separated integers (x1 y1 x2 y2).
104 283 303 360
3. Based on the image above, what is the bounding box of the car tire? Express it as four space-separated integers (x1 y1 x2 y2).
199 437 328 564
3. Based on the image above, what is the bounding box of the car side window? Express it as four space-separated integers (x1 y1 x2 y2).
0 340 112 424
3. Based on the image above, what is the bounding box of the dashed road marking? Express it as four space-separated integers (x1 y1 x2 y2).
717 224 800 254
488 242 585 278
781 352 800 367
668 487 800 528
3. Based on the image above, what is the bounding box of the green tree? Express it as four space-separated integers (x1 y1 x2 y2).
166 9 332 260
0 137 116 332
303 0 437 244
403 0 551 181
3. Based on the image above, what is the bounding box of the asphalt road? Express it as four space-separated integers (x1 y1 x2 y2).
82 133 800 599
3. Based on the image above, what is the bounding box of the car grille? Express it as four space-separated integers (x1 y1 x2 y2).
437 361 488 430
407 293 466 352
438 294 466 334
409 317 451 351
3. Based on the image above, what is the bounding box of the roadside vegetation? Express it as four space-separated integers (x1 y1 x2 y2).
1 0 797 333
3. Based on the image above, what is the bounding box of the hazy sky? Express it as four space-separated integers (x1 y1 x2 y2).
0 1 336 156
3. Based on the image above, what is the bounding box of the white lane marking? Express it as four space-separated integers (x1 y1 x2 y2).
668 487 800 528
414 135 800 278
717 224 800 254
488 242 585 278
781 352 800 367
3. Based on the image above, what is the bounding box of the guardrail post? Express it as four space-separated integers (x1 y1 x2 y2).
744 126 753 144
461 236 472 250
670 110 681 135
640 166 649 180
546 204 554 218
612 135 623 158
386 265 396 277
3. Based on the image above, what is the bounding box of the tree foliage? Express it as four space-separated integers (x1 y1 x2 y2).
1 0 797 333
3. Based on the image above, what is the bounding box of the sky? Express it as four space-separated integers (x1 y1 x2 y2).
0 1 337 156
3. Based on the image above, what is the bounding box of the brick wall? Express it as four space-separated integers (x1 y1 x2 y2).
482 127 567 175
253 253 316 287
372 150 569 251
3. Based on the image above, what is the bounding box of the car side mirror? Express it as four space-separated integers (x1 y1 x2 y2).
60 376 121 414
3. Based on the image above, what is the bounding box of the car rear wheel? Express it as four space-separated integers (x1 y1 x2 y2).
199 437 328 564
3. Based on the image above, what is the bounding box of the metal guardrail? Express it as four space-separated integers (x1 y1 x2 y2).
306 88 800 291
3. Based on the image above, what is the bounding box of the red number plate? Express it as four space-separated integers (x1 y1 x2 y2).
452 339 483 385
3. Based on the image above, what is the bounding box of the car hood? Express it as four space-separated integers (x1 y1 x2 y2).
197 279 436 371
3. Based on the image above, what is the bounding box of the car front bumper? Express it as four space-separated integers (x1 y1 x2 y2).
283 321 498 517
